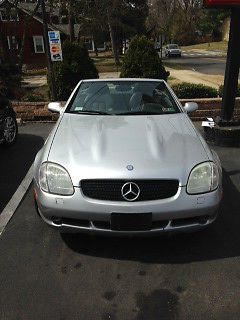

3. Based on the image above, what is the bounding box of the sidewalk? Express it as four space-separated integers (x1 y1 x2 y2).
22 75 47 88
167 67 223 88
99 72 120 79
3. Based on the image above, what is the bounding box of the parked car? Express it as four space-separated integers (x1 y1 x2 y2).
0 96 18 146
165 44 182 57
154 42 161 51
33 79 222 235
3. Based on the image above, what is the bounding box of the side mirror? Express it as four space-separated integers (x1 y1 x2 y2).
184 102 198 113
48 102 63 114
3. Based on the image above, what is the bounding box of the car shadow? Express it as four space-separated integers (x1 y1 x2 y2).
0 133 44 213
61 170 240 264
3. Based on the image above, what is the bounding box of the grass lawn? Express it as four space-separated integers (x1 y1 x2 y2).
163 62 188 70
90 52 122 73
20 85 49 102
181 41 228 52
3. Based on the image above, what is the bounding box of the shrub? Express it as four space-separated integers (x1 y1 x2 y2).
0 91 10 109
0 63 21 99
52 41 99 100
120 36 169 80
171 82 218 99
218 84 240 97
23 94 44 102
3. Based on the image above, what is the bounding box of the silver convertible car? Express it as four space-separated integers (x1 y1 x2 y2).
33 79 222 235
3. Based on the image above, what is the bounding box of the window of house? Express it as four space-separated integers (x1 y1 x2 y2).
0 8 19 21
33 36 45 53
0 8 8 21
9 8 19 21
7 36 19 50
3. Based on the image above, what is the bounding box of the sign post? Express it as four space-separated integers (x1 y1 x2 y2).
48 31 63 62
40 0 56 100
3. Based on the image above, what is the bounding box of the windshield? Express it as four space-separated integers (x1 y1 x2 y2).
66 81 180 116
169 44 179 49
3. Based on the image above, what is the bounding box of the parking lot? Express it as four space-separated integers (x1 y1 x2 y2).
0 122 240 320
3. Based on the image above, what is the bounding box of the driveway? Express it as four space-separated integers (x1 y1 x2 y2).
0 123 240 319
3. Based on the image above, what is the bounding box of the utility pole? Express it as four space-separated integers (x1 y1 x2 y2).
40 0 56 100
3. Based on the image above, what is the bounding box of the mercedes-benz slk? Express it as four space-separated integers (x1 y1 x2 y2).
33 79 222 235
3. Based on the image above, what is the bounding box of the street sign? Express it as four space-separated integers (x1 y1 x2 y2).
48 31 63 62
203 0 240 7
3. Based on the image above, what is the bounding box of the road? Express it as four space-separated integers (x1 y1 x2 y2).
0 123 240 319
164 55 227 76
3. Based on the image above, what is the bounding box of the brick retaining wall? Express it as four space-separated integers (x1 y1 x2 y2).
12 98 240 122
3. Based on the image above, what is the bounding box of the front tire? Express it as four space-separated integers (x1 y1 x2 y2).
2 115 18 146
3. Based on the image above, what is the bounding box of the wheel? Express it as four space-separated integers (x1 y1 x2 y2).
2 115 18 146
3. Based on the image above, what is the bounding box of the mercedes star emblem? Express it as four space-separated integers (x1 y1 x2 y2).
121 182 140 202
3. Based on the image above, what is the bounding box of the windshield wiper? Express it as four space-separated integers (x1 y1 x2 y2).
69 110 112 115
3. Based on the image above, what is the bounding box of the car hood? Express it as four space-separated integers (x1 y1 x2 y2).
48 113 209 186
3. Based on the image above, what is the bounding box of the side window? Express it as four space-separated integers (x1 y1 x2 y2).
33 36 45 53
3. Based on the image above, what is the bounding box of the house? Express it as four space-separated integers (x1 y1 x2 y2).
0 0 56 69
0 0 106 70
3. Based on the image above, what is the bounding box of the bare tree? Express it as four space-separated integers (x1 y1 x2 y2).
148 0 177 42
148 0 202 44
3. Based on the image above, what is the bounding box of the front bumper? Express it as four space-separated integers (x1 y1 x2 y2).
168 51 181 56
34 181 222 235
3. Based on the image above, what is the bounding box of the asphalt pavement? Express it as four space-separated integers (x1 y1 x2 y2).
0 123 53 213
164 56 227 77
0 122 240 319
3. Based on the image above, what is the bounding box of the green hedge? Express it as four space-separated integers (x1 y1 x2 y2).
218 84 240 97
171 82 218 99
120 36 169 80
52 41 99 100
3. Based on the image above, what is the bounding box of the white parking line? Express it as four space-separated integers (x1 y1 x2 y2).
0 164 33 236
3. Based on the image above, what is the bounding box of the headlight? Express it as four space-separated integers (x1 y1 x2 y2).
39 162 74 195
187 162 219 194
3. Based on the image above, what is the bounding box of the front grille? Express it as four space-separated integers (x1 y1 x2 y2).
81 179 179 202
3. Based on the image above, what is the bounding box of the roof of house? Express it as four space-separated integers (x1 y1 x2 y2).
0 0 55 29
53 24 82 37
0 0 85 38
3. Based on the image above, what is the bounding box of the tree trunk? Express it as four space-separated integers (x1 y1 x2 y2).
107 13 120 65
0 30 9 63
19 1 41 71
18 22 26 70
68 0 75 42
